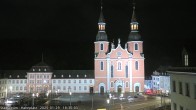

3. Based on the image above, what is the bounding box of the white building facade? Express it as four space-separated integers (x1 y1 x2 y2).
151 71 170 94
0 62 94 99
168 67 196 110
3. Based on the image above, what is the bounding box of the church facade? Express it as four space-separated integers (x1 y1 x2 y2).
94 5 144 93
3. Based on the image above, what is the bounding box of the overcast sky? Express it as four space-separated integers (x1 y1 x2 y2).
0 0 196 76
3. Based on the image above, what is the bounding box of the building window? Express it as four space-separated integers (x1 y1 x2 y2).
20 80 23 84
24 86 27 90
63 80 66 83
173 81 176 92
74 80 76 83
16 80 19 84
135 61 139 70
180 106 183 110
77 75 79 77
117 62 122 70
111 82 114 88
84 86 87 90
194 84 196 99
74 86 76 91
63 86 66 90
58 80 61 84
100 61 104 70
179 82 183 94
85 74 87 77
79 86 81 90
90 80 92 83
79 80 81 83
173 103 177 110
111 65 114 78
185 83 190 97
126 82 129 88
20 86 22 90
68 80 71 83
134 43 138 50
100 43 104 50
53 80 56 83
84 80 87 83
125 65 128 78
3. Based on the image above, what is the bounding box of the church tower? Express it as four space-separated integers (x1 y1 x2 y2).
182 48 189 66
94 1 109 93
127 2 145 92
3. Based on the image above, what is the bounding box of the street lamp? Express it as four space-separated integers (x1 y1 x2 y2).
32 93 35 107
107 99 110 110
9 86 12 98
69 91 72 106
69 87 72 106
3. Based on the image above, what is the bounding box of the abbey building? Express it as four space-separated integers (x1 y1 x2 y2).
0 3 144 98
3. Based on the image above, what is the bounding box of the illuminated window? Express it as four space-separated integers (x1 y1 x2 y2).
100 43 104 50
111 65 114 77
134 43 138 50
33 69 35 71
185 55 188 66
135 61 139 70
125 65 128 78
61 75 63 78
100 61 104 70
117 62 122 70
39 69 41 71
44 68 47 71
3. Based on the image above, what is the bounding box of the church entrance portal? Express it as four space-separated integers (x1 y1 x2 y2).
118 85 122 94
100 86 104 94
135 86 139 92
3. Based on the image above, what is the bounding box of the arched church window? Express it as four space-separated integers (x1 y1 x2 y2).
111 82 114 88
100 61 104 70
125 65 128 78
111 65 114 78
135 43 138 50
100 43 104 50
135 61 139 70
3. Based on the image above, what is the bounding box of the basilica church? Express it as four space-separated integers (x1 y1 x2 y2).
0 2 144 98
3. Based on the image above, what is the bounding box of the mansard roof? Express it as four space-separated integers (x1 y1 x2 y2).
29 61 53 72
0 70 27 79
52 70 94 79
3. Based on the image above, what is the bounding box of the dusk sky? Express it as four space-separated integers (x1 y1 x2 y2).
0 0 196 76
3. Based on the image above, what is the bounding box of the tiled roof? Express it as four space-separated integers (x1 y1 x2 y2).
0 70 27 79
52 70 94 79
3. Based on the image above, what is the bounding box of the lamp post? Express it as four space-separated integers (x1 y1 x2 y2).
107 98 110 110
32 93 35 107
69 87 72 106
9 86 12 98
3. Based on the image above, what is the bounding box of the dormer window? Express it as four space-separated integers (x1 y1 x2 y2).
17 75 19 78
25 75 27 78
61 75 63 78
84 74 87 78
44 68 47 71
117 52 122 57
54 75 56 78
33 69 35 71
39 69 41 71
9 75 11 78
69 75 71 78
77 75 79 78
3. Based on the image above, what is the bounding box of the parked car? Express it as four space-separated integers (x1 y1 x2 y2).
4 98 19 105
127 96 134 102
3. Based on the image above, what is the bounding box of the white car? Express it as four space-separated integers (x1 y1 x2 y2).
119 97 126 100
127 96 134 102
4 98 19 105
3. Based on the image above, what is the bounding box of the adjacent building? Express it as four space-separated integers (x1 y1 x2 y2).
168 67 196 110
151 71 170 94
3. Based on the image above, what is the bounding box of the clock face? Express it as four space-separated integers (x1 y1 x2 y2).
117 51 122 57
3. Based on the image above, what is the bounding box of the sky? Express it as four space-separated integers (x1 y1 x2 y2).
0 0 196 76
